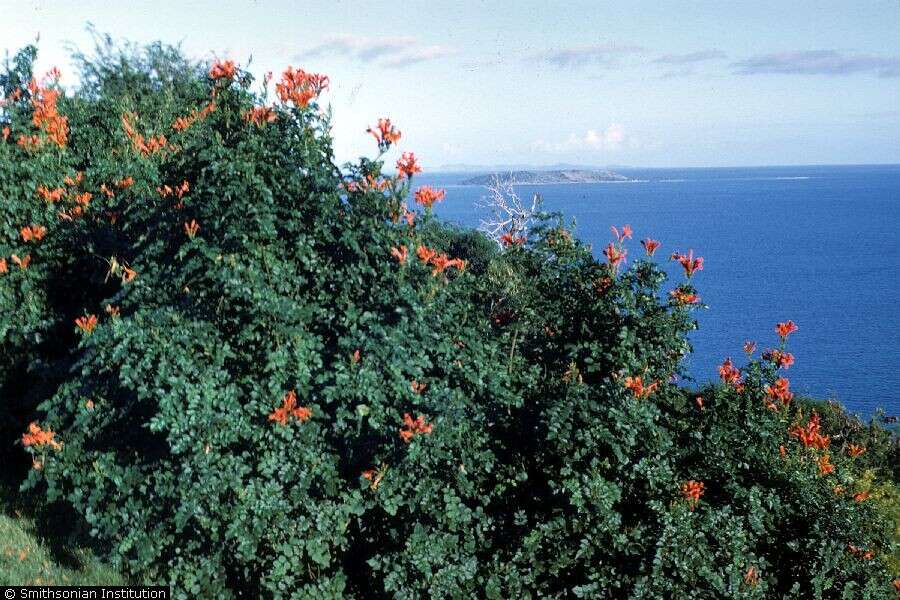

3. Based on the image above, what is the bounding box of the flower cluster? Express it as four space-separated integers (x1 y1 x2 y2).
243 106 277 126
681 479 705 510
623 376 659 398
413 186 445 209
671 249 704 278
275 67 329 107
21 422 61 451
416 245 466 276
399 413 433 442
172 101 216 132
396 152 421 179
121 112 169 156
788 412 830 450
367 118 401 152
268 390 312 426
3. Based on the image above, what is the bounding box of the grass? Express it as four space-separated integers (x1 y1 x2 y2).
0 446 124 586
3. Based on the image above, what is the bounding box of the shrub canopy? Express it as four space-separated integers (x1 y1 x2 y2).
1 39 896 598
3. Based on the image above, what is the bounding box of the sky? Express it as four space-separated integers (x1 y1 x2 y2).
2 0 899 169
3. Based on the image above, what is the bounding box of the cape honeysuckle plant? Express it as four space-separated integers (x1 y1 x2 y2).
1 37 897 598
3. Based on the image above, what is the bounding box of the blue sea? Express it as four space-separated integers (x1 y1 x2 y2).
419 164 900 419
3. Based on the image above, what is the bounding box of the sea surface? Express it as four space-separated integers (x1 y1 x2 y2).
418 164 900 419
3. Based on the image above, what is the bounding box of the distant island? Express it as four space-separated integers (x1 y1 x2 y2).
460 169 631 186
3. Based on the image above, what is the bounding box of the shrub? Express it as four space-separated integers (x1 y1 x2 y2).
1 39 896 597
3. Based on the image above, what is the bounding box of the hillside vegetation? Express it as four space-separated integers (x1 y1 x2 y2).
1 38 897 598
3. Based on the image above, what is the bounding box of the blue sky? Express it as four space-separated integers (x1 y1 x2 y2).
2 0 898 168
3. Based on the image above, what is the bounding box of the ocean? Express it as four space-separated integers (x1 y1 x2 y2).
419 164 900 418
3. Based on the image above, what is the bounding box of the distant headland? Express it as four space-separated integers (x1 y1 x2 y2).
460 169 631 186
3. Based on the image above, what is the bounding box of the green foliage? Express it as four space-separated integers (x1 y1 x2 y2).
1 39 896 598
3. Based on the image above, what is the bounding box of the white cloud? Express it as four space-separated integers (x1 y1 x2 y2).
531 124 631 153
296 35 455 68
531 43 644 68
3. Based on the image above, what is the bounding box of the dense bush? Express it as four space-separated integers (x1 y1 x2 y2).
1 39 897 598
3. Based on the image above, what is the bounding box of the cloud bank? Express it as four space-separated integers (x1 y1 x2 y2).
732 50 900 77
296 35 456 68
653 50 727 64
531 124 630 153
532 44 644 68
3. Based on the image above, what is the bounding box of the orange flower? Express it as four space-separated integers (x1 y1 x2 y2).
275 66 329 107
500 232 526 246
680 479 705 510
85 399 95 410
244 106 277 126
718 358 741 386
833 485 844 495
351 349 361 364
399 413 433 442
779 445 787 458
610 224 632 242
390 245 408 264
121 112 168 156
743 566 759 587
100 183 115 198
361 464 386 490
367 118 402 150
21 422 61 450
762 349 794 369
0 258 7 274
115 176 134 189
36 185 65 203
695 396 704 410
20 225 47 242
268 390 313 426
121 266 137 283
846 444 866 458
743 340 757 355
184 219 200 239
10 254 31 270
671 249 704 278
105 304 120 317
603 243 626 270
853 490 871 502
788 412 830 450
623 376 659 399
410 380 427 395
209 60 237 80
764 377 793 408
641 238 661 256
428 254 466 276
669 288 700 305
73 192 92 207
816 454 834 476
775 320 798 340
396 152 422 179
75 314 98 334
1 126 8 141
414 186 446 209
416 245 437 264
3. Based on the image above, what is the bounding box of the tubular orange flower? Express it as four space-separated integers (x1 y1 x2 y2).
416 245 437 264
268 390 312 426
116 176 134 189
696 396 704 410
0 258 7 274
603 243 626 270
209 60 237 80
73 192 92 207
121 112 168 156
743 341 757 355
105 304 120 317
10 254 31 270
623 376 659 398
244 106 277 126
681 480 705 510
853 490 871 502
399 413 433 442
184 220 200 239
775 320 798 340
173 102 216 131
20 225 47 242
275 66 329 107
762 348 794 369
396 152 422 179
2 126 8 141
764 377 793 408
718 358 741 386
36 185 65 203
351 349 361 364
669 288 700 305
367 118 401 150
390 245 408 264
500 232 526 246
779 445 787 458
641 238 661 256
414 186 446 209
743 567 759 587
410 380 427 395
21 422 61 451
817 454 834 476
846 444 866 458
121 266 137 283
671 249 704 277
788 412 830 450
610 224 633 242
75 314 98 334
